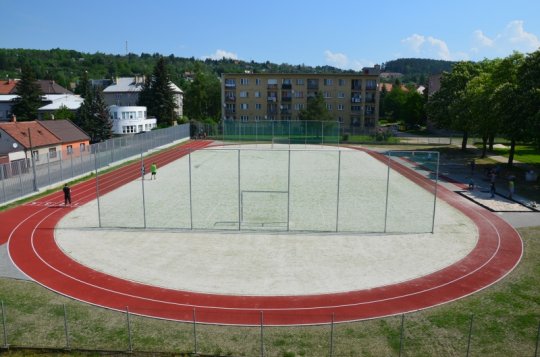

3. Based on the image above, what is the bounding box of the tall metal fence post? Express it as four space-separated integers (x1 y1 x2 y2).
126 306 133 352
335 150 341 232
63 304 70 349
383 152 391 233
329 313 335 357
287 149 291 232
59 150 64 181
189 148 193 230
238 149 241 230
431 152 440 233
140 153 147 229
534 320 540 357
70 151 74 179
398 314 405 357
1 301 7 348
47 152 51 186
17 161 23 196
260 311 264 357
466 314 474 357
192 308 198 354
94 148 102 228
1 167 6 204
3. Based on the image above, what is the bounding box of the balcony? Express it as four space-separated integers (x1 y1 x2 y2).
225 82 236 88
281 96 292 102
365 85 377 91
281 83 292 89
267 84 278 89
225 109 236 115
267 97 277 102
351 97 362 103
225 96 236 102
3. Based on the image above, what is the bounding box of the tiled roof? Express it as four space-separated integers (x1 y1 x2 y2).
0 79 18 94
0 121 61 149
38 120 90 143
103 77 144 93
10 80 73 95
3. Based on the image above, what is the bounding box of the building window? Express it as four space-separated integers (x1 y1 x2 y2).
323 79 333 86
240 78 249 85
337 92 345 98
294 91 304 98
351 105 362 112
225 79 236 88
255 103 262 110
254 91 261 98
138 111 143 118
326 104 332 110
240 115 249 121
296 79 304 85
31 150 39 162
240 91 249 98
366 80 377 90
338 79 346 86
80 143 86 152
255 78 261 85
323 91 332 98
294 103 304 110
240 103 249 110
49 147 57 158
337 104 344 111
67 145 73 155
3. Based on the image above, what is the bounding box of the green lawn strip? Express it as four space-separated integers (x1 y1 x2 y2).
1 226 538 356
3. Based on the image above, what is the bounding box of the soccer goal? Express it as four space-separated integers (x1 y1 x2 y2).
240 190 289 229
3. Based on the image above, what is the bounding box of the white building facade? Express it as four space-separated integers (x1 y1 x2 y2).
108 105 157 135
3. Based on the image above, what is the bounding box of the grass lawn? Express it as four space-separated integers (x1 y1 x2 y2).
1 225 539 356
490 144 540 165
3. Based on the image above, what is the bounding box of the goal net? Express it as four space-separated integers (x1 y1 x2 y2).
240 190 288 229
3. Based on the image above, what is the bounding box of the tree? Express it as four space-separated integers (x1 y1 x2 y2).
11 65 43 121
183 64 221 121
298 92 333 121
74 70 91 98
76 87 112 142
401 90 426 127
426 61 481 150
43 105 75 120
383 85 407 121
137 57 177 126
517 49 540 151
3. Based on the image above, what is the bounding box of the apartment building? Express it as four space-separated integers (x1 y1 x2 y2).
221 67 380 130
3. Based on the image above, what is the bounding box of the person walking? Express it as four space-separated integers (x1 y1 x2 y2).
490 182 496 198
63 184 71 206
150 162 157 180
508 179 515 199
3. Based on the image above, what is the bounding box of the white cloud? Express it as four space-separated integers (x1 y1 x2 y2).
401 34 426 53
472 21 540 58
473 30 495 47
504 20 540 51
202 49 239 60
324 50 374 70
426 36 451 60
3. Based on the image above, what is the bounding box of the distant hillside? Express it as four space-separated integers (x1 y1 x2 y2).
0 48 354 90
382 58 456 84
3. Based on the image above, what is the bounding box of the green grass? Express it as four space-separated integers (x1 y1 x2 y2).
1 225 539 356
491 144 540 164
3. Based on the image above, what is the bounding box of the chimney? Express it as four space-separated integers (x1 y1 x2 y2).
10 114 16 122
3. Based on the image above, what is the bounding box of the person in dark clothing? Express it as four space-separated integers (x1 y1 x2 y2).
63 184 71 206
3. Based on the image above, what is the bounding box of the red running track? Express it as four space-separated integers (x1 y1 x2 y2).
2 143 523 326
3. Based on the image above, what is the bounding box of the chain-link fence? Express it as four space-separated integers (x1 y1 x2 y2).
0 124 190 205
91 147 438 234
1 300 539 356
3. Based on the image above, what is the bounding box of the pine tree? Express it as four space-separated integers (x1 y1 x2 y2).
74 70 91 98
76 87 112 142
137 58 177 126
11 65 43 121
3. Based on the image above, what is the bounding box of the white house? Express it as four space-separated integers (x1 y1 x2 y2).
103 76 183 117
108 105 157 135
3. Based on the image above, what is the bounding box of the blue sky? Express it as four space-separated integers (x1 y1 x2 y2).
2 0 540 70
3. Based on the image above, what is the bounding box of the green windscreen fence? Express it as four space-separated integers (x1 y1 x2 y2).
222 120 341 145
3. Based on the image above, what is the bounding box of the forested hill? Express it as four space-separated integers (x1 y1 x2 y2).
0 48 458 89
382 58 456 82
0 48 354 90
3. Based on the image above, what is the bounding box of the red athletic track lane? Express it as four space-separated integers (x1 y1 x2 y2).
4 144 523 326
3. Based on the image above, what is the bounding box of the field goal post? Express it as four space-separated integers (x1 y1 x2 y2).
240 190 288 229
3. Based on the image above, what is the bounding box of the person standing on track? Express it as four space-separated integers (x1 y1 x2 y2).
150 162 157 180
63 184 71 206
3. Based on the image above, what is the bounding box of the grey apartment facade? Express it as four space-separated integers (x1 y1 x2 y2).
221 67 380 130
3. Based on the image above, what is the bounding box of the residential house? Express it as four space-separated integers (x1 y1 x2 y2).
103 76 184 117
108 105 157 135
38 119 90 158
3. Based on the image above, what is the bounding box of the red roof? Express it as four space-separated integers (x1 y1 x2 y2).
0 121 61 149
0 79 18 94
